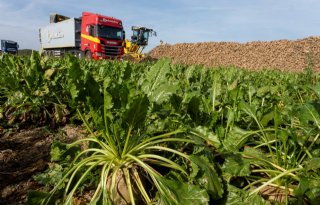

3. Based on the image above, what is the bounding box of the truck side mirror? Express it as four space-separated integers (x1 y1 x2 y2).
123 31 126 41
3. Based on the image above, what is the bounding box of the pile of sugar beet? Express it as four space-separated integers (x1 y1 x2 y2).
149 36 320 72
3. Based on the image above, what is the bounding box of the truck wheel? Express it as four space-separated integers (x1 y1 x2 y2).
85 50 92 59
78 51 84 59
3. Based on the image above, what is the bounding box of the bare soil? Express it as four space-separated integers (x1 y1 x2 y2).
149 36 320 72
0 127 51 204
0 125 85 205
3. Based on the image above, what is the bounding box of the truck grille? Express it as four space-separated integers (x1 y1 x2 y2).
101 45 122 57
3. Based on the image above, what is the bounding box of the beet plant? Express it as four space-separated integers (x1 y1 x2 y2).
35 58 223 205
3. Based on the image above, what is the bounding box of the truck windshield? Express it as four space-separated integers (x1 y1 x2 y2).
5 42 17 48
97 25 123 40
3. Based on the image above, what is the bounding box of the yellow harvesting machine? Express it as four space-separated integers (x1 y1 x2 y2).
123 26 156 60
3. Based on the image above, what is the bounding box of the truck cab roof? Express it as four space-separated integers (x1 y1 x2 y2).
1 40 17 44
82 11 123 28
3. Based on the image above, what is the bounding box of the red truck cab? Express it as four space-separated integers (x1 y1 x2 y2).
81 12 124 60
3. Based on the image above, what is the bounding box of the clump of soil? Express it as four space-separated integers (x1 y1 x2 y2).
149 36 320 72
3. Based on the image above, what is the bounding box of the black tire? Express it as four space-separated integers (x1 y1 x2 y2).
85 50 92 59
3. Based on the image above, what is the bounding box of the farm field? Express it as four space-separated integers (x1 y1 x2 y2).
0 52 319 204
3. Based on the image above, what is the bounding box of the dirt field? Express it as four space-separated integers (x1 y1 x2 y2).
149 36 320 72
0 126 85 204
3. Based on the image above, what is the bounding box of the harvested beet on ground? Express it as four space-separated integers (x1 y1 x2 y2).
149 36 320 72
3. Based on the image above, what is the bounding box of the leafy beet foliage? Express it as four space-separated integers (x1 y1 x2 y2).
1 53 319 204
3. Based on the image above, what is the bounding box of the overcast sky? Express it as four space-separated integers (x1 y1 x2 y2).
0 0 319 51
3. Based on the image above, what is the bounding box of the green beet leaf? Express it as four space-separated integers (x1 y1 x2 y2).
222 154 251 177
190 155 224 199
141 59 179 103
225 185 271 205
157 177 209 205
